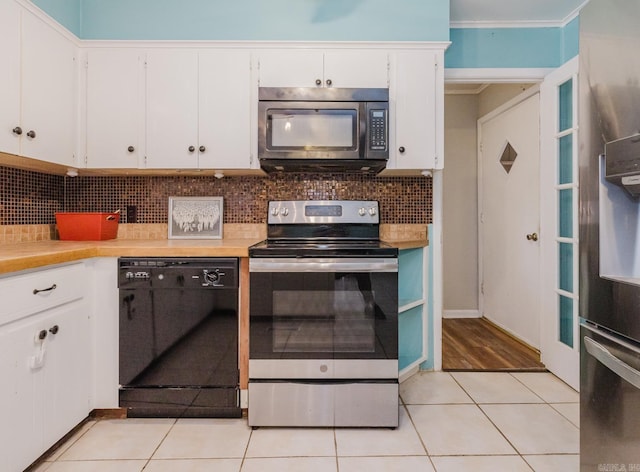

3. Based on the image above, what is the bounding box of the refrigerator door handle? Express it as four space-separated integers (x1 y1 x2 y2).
584 336 640 390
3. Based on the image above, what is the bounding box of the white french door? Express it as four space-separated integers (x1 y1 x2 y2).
540 57 580 390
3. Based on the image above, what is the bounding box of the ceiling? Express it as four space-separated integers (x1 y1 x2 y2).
450 0 588 27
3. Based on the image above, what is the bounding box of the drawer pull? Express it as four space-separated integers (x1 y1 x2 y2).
33 284 57 295
49 325 59 335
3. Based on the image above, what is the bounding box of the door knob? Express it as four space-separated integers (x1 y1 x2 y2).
526 232 538 241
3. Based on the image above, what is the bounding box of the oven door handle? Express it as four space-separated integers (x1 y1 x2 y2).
249 258 398 273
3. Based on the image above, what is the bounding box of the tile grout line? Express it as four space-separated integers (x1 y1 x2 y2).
399 394 435 464
140 417 178 469
446 372 536 471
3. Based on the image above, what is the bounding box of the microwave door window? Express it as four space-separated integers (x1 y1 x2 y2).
270 110 356 150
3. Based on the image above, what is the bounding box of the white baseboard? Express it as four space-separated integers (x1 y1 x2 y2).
442 310 481 319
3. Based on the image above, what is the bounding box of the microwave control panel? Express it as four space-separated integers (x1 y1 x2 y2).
369 109 387 151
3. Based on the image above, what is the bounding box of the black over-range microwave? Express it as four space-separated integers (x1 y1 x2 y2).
257 87 389 174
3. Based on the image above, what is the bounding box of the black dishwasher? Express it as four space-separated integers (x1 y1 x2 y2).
118 257 241 418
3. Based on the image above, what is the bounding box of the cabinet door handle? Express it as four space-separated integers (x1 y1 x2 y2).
326 79 332 86
49 325 59 335
33 283 57 295
188 146 195 153
315 79 322 86
127 146 135 153
38 329 48 340
199 145 206 153
399 146 406 154
12 126 22 136
26 130 36 139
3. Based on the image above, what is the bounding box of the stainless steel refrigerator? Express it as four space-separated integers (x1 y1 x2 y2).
579 1 640 470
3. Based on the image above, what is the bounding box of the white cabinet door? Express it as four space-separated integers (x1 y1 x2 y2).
0 318 45 472
21 10 77 166
0 0 21 155
199 50 253 169
323 50 389 88
146 49 254 170
86 49 144 168
146 50 199 169
258 49 388 89
257 49 324 88
42 301 91 446
389 50 443 171
0 300 90 471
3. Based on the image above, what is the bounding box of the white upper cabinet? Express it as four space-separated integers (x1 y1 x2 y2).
257 49 389 89
0 0 21 155
86 49 145 168
20 10 78 166
198 50 254 169
146 50 199 169
387 49 444 171
145 49 253 170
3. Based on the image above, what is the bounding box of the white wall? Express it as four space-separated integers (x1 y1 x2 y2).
443 94 479 315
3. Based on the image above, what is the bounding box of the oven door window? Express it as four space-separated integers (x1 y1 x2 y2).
250 271 398 360
268 109 357 151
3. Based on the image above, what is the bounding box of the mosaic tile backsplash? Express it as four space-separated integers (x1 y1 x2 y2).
1 166 432 226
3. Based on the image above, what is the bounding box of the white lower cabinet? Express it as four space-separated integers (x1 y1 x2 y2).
0 263 90 471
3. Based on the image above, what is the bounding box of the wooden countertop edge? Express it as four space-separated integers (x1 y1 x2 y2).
0 237 428 275
0 239 262 275
385 239 429 250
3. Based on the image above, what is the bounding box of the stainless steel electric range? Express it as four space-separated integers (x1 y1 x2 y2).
248 200 399 428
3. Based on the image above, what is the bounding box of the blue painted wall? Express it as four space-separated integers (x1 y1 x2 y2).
32 0 449 41
562 17 580 62
31 0 82 34
31 0 580 68
446 19 579 69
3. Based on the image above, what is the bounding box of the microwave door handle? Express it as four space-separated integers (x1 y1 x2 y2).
359 102 367 157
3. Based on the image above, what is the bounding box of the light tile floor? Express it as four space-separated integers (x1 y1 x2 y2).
33 372 579 472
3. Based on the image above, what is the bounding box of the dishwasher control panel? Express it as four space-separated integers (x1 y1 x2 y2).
118 257 238 289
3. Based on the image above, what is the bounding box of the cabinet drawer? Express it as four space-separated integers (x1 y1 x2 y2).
0 263 87 326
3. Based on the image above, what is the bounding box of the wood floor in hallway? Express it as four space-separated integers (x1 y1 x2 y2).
442 318 546 371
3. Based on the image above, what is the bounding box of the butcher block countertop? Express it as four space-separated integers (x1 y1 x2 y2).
0 239 262 275
0 223 427 275
0 237 428 276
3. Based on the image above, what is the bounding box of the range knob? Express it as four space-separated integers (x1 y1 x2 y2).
358 207 367 216
271 207 279 216
281 207 289 217
368 207 377 216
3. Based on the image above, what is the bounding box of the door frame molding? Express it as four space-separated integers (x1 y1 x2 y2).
476 84 540 321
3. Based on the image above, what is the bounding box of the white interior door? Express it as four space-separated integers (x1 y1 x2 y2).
479 90 541 349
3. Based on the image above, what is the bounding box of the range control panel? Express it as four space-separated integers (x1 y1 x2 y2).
267 200 380 225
